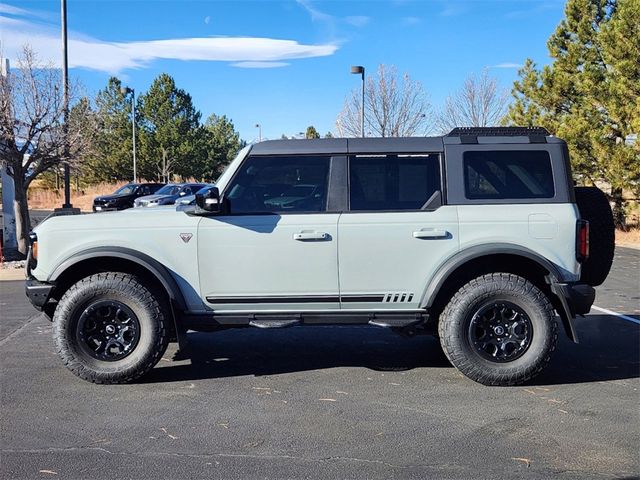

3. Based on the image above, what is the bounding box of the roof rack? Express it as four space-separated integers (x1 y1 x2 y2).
447 127 550 137
446 127 550 144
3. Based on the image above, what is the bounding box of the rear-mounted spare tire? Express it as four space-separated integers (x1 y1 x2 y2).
575 186 615 286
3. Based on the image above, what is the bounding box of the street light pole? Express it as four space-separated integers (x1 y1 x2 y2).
255 123 262 142
61 0 72 208
121 87 137 182
350 65 365 138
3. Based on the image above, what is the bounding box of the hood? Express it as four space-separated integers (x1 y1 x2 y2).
137 194 178 202
34 206 184 234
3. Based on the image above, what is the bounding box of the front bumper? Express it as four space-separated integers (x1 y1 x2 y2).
93 205 118 212
25 278 54 311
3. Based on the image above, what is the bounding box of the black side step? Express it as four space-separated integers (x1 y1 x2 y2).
368 317 424 328
249 319 301 329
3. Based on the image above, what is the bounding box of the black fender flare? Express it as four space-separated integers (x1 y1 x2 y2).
419 244 578 342
48 246 187 312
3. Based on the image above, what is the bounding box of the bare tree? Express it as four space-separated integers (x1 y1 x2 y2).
336 64 432 137
436 70 509 134
0 46 93 256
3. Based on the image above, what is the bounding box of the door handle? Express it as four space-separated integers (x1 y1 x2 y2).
413 228 449 239
293 231 329 241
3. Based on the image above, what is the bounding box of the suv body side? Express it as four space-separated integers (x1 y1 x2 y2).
445 137 580 283
29 135 582 321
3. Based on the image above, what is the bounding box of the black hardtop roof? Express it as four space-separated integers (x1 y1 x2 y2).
249 128 562 155
250 137 444 155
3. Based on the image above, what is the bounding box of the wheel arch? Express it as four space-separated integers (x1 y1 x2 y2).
48 247 187 313
420 244 576 341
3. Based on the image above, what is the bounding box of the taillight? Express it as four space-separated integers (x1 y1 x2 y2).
576 220 589 262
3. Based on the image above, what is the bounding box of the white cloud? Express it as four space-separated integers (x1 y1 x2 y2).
231 61 289 68
490 63 523 69
0 3 28 15
345 16 370 27
204 16 211 25
0 7 338 74
297 1 370 28
296 0 333 22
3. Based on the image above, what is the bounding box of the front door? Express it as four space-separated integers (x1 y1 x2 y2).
198 154 340 311
338 153 459 310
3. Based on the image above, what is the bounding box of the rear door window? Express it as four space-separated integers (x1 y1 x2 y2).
349 154 440 211
463 151 554 200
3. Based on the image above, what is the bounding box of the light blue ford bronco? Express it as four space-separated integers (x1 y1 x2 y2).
25 127 615 385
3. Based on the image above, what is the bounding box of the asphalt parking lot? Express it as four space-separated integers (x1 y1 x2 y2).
1 248 638 479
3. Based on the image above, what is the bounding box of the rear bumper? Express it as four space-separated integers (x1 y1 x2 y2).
25 278 54 311
549 280 596 343
556 282 596 317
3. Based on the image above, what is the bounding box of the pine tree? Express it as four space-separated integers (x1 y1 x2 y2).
137 74 202 182
84 77 134 182
504 0 639 224
305 126 320 139
195 114 243 181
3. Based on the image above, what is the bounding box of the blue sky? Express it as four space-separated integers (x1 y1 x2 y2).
0 0 566 142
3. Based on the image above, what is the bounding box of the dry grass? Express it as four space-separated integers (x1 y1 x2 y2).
27 182 125 212
616 227 640 249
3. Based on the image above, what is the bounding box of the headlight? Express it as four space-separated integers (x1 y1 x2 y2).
28 232 38 271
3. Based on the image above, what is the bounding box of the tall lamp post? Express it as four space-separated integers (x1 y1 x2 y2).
121 87 137 183
61 0 72 208
255 123 262 142
350 65 365 138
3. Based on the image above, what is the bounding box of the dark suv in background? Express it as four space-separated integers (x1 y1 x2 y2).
92 183 165 212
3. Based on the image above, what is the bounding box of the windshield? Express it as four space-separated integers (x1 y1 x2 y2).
214 145 251 191
155 185 181 195
114 185 136 195
285 185 315 197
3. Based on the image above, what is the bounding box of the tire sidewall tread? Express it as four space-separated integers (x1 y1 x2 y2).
53 272 169 384
438 273 558 386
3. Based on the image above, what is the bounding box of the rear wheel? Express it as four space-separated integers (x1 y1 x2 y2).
53 273 170 384
438 273 557 386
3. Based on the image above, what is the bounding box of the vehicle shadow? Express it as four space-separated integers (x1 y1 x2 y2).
531 314 640 386
142 314 639 385
143 326 449 383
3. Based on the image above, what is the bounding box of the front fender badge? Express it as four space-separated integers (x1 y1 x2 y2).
180 233 193 243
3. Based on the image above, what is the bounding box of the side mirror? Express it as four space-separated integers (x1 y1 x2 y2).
195 187 225 214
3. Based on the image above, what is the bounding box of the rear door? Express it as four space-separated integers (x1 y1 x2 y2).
337 152 459 310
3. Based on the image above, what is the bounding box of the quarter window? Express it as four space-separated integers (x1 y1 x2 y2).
226 155 330 213
464 151 554 200
349 154 441 211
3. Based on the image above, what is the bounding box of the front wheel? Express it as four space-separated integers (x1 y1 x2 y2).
53 273 170 384
438 273 558 386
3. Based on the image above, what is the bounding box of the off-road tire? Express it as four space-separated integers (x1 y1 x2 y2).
438 273 558 386
574 186 615 287
53 273 170 384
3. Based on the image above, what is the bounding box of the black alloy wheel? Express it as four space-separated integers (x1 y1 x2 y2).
77 300 141 361
468 301 533 363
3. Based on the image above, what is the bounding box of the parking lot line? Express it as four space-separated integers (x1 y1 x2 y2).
592 305 640 325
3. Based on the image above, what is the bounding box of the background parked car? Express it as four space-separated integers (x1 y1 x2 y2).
134 183 207 208
176 184 216 206
93 183 165 212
